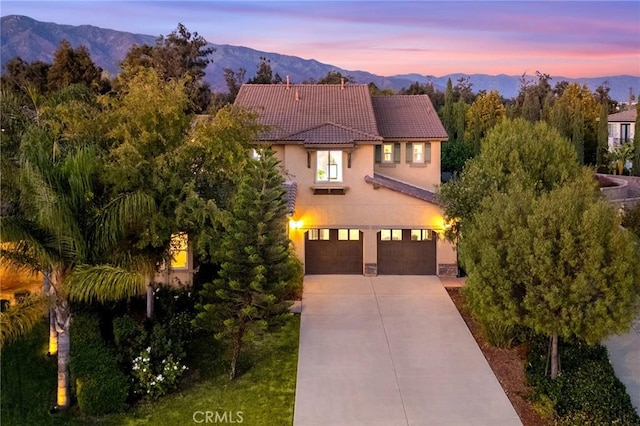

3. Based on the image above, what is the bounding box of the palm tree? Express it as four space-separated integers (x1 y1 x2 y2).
1 123 155 408
607 143 635 175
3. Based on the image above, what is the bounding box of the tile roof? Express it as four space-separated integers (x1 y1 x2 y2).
289 122 381 146
282 181 297 216
608 108 637 122
234 84 381 143
364 173 439 205
371 95 448 140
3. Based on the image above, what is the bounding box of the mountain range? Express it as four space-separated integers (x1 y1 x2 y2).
2 15 638 101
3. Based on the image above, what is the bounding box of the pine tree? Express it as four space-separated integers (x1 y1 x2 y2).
194 149 294 379
442 78 454 138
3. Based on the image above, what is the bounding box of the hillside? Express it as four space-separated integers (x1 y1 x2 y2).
1 15 638 100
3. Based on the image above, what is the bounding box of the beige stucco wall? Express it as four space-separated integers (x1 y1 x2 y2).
373 140 442 192
281 143 456 275
154 244 194 287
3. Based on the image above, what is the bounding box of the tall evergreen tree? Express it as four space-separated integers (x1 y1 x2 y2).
571 101 585 164
247 56 276 84
442 78 455 137
194 149 295 380
48 40 104 93
597 103 609 169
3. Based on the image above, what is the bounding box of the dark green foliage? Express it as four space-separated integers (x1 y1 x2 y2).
441 139 473 174
315 70 354 85
110 285 196 400
47 40 105 93
622 203 640 239
439 118 581 238
597 103 610 169
119 23 214 112
195 149 296 379
281 249 304 300
400 80 444 110
527 337 640 425
1 56 51 100
247 56 278 84
70 313 128 416
222 66 246 104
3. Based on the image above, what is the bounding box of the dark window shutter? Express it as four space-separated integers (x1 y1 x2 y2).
375 145 381 163
406 142 413 163
394 143 401 163
425 143 431 163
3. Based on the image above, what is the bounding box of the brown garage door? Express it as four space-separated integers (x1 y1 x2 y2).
377 229 436 275
305 229 363 274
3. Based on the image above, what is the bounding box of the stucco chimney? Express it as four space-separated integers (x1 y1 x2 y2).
341 77 345 90
295 87 300 101
286 75 290 90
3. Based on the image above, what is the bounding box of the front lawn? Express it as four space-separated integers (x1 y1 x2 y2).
1 315 300 425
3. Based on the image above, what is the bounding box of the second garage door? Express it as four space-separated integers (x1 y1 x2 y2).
377 229 436 275
305 229 363 274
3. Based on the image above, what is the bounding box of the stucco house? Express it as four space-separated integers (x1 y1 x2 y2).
233 82 457 276
608 108 637 150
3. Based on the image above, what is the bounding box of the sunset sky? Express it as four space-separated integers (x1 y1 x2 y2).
2 1 639 78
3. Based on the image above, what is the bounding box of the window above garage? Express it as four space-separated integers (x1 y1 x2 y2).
316 150 343 182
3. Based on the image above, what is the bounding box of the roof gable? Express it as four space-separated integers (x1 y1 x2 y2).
287 122 382 146
371 95 448 140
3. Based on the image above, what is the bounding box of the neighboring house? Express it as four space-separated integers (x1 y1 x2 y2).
234 82 457 276
155 232 194 286
608 108 637 150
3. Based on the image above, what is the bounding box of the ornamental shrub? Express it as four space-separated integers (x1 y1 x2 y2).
131 347 188 399
526 336 640 424
70 313 128 415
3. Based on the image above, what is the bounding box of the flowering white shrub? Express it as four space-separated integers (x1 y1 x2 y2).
131 347 188 399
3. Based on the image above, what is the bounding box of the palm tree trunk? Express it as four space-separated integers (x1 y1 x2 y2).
550 333 559 379
146 280 154 319
42 273 58 355
53 299 71 408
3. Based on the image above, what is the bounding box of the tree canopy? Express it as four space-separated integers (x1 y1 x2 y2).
439 118 581 237
117 24 214 112
441 117 640 379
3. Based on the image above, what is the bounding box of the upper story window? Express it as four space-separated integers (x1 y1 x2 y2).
621 123 631 142
375 143 400 164
406 142 431 164
170 233 188 269
316 151 343 182
382 143 394 163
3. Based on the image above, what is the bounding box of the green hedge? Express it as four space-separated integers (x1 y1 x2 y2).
69 313 128 416
527 337 640 425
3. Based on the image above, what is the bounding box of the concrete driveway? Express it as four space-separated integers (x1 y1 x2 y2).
293 275 521 426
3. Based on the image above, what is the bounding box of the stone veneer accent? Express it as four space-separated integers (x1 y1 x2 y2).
438 263 458 277
364 263 378 277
